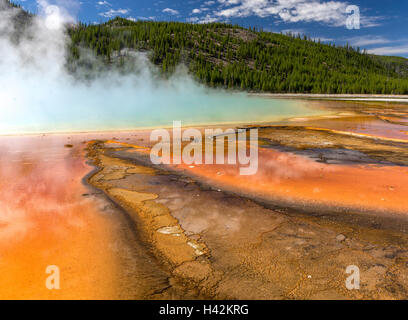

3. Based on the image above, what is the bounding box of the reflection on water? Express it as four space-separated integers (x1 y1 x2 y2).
296 101 408 140
170 101 408 215
1 99 408 299
0 136 118 299
177 147 408 215
294 116 408 141
1 94 329 135
0 135 172 299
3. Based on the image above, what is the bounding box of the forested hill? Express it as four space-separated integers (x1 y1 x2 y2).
3 0 408 94
67 18 408 94
1 0 32 38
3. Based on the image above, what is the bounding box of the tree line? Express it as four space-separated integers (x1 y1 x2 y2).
63 17 408 94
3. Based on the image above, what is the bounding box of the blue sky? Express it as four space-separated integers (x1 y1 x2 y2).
14 0 408 57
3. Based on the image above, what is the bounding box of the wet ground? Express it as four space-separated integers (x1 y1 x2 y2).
1 100 408 299
85 136 408 300
0 135 186 299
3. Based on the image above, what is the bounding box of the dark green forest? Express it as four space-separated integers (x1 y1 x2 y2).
3 0 408 94
67 18 408 94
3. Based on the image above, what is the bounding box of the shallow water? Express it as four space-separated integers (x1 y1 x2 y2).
0 135 174 299
0 94 328 134
93 139 408 299
176 148 408 215
297 117 408 140
1 99 408 299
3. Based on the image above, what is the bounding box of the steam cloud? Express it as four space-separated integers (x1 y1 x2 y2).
0 0 320 135
0 0 199 133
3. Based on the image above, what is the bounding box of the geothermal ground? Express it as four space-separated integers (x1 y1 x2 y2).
1 100 408 299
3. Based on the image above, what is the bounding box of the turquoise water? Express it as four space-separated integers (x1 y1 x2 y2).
1 80 328 135
0 91 324 134
0 28 328 135
0 7 328 135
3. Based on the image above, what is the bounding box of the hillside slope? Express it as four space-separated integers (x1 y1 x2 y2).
68 18 408 94
2 1 408 95
1 0 32 40
370 55 408 78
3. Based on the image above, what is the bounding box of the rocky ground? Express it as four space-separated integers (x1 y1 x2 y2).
86 137 408 300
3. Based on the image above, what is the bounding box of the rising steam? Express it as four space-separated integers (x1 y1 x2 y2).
0 0 322 135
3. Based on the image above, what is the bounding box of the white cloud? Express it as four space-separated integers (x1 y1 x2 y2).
99 8 130 18
97 1 110 6
360 15 383 28
215 0 351 26
201 0 382 28
37 0 76 29
192 8 209 14
136 16 156 21
280 28 306 35
345 36 408 57
367 45 408 56
187 17 199 22
162 8 179 15
198 14 219 23
187 14 219 23
348 36 391 47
